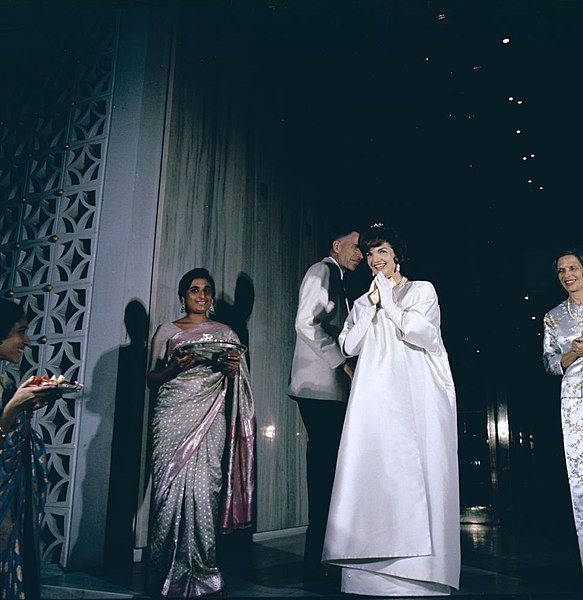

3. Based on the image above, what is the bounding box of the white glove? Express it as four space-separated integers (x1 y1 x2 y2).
341 304 377 356
374 273 394 307
375 273 402 322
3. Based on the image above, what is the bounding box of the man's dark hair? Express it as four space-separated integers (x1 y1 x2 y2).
327 225 361 252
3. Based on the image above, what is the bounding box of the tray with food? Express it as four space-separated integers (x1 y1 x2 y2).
174 340 247 362
29 374 84 395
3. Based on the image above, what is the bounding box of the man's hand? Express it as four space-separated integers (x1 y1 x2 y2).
342 361 354 380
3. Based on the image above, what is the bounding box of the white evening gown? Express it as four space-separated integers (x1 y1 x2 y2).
322 280 460 596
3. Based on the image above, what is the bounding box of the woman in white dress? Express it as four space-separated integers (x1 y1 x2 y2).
322 224 460 596
542 248 583 567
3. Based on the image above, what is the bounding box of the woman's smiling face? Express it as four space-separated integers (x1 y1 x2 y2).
557 254 583 296
183 278 214 315
366 242 399 278
0 316 30 364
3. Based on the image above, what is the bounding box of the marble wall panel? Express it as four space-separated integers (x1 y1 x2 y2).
148 11 320 532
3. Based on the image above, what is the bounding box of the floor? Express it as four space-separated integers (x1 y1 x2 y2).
40 523 583 599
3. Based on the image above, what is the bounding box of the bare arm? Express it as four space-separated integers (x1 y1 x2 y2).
0 377 60 435
146 353 195 389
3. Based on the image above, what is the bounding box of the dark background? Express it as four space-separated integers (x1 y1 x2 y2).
2 0 581 545
219 0 582 535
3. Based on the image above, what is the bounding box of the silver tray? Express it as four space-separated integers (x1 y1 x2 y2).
43 382 85 395
175 340 247 361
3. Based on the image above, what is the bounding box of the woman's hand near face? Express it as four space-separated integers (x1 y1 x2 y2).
375 273 395 308
342 361 354 380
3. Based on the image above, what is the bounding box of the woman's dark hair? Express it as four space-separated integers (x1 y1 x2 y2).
177 268 216 300
552 249 583 273
0 298 25 341
359 223 408 264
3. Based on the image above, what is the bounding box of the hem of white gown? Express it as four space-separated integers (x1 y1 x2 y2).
342 567 452 597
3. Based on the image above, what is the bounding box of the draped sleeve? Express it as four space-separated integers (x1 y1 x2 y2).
543 308 565 376
384 281 446 356
294 261 346 369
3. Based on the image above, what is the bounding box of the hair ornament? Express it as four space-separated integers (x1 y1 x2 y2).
370 222 384 228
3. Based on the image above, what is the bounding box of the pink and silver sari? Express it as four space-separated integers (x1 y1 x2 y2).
148 321 255 597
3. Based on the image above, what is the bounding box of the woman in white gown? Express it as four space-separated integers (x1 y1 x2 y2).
322 224 460 596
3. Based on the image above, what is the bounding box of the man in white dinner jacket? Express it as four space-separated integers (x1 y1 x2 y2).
288 226 362 582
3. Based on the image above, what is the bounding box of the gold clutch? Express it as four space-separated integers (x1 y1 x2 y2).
368 285 380 306
368 276 401 306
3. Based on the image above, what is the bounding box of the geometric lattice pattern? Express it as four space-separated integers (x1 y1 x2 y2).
0 13 118 566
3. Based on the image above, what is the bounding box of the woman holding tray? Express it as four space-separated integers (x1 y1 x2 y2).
0 297 60 599
146 268 256 597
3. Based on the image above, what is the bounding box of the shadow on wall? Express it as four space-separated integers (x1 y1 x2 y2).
213 272 255 368
103 299 150 566
67 299 149 568
74 279 255 568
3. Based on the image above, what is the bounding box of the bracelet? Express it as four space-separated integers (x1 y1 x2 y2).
0 424 6 439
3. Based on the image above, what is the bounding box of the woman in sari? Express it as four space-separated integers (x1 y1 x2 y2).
0 298 59 599
147 268 255 598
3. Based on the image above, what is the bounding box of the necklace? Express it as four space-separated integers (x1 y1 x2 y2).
567 297 583 320
389 275 408 288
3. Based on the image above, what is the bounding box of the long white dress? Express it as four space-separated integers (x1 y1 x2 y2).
322 279 460 596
